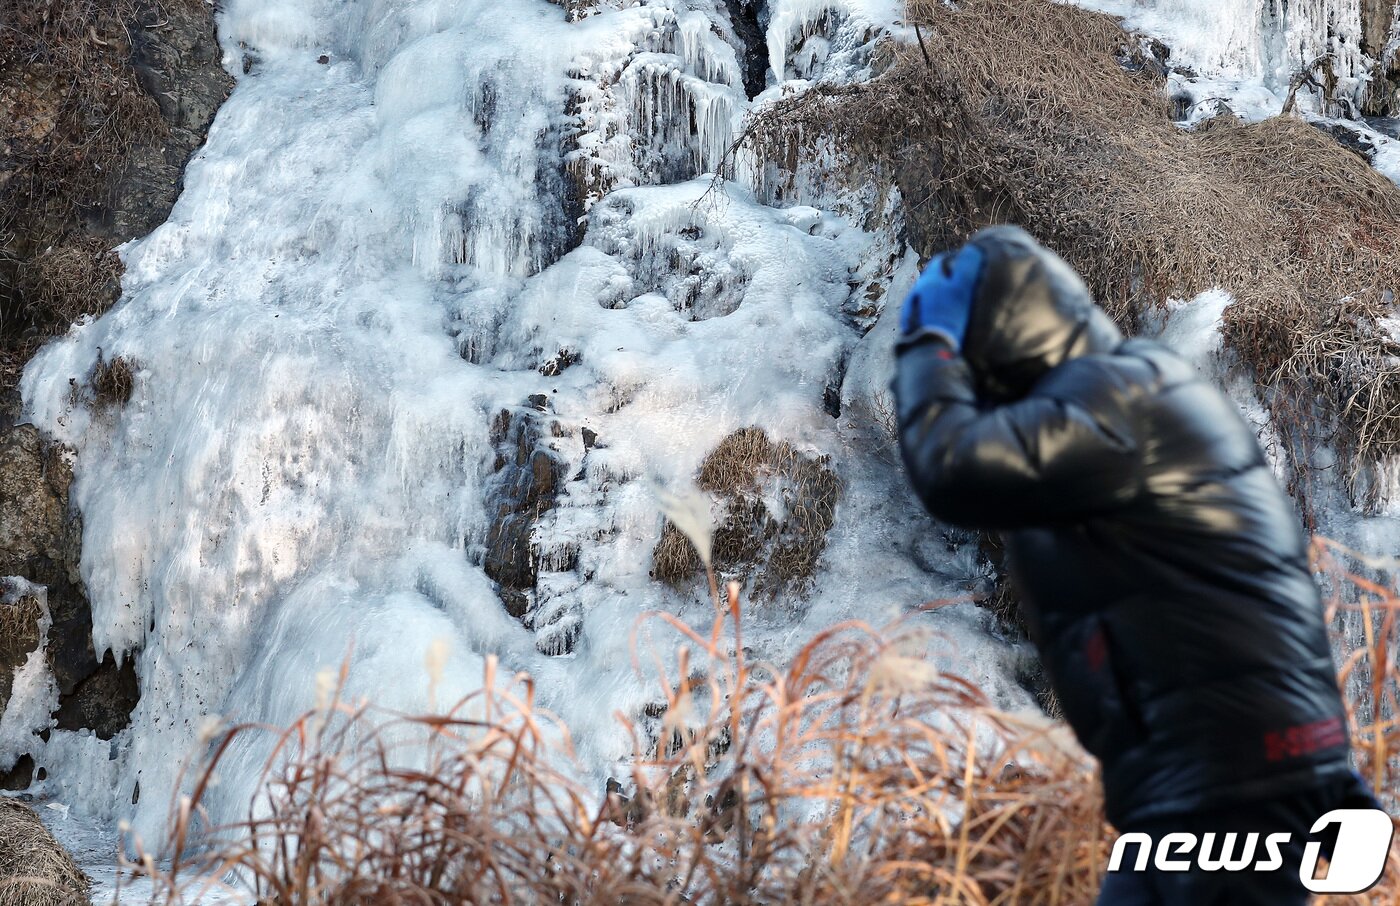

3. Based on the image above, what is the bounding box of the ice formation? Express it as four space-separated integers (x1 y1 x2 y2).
13 0 1400 877
1076 0 1366 88
16 0 1024 853
1073 0 1387 121
0 579 57 774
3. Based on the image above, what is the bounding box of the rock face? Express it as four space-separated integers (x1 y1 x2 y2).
1361 0 1400 114
0 0 230 788
483 398 570 625
723 0 771 100
0 428 139 747
110 0 232 241
1 0 232 396
1363 0 1399 56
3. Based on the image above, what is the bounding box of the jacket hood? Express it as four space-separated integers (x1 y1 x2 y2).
961 226 1123 401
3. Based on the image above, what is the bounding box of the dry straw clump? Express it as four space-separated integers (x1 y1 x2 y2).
129 540 1400 905
742 0 1400 511
0 798 89 906
133 589 1111 905
90 351 136 409
10 240 124 334
653 428 841 596
1310 538 1400 906
0 591 43 657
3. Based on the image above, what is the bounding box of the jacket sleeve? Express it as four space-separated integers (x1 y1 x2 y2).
893 337 1142 530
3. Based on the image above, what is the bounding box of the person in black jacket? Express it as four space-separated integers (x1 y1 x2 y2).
893 225 1379 904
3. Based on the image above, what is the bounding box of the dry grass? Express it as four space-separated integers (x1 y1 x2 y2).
1311 538 1400 905
90 351 135 409
0 590 43 653
653 428 841 597
131 591 1109 905
0 586 45 705
123 534 1400 906
739 0 1400 512
62 350 137 411
0 0 169 387
10 240 124 332
0 798 89 906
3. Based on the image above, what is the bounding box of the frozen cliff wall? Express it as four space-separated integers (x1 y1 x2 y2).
15 0 1024 848
10 0 1400 866
0 0 231 792
1075 0 1400 116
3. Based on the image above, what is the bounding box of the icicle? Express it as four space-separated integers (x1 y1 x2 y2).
676 10 742 87
766 0 841 82
1080 0 1369 102
0 579 56 773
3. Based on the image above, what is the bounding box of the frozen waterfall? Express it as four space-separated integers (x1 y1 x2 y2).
13 0 1400 876
1078 0 1393 120
17 0 1019 850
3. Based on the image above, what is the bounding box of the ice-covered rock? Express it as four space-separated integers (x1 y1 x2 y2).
0 428 138 764
0 578 55 789
1073 0 1393 119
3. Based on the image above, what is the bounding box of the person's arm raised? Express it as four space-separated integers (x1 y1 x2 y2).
894 338 1142 531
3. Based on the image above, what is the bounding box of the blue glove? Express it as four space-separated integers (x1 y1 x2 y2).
900 244 986 349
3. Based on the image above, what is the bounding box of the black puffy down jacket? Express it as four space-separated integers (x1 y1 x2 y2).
894 226 1352 828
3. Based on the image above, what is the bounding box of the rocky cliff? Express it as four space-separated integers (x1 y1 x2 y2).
0 0 229 789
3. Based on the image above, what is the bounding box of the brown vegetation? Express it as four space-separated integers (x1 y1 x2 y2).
1 0 227 402
132 590 1109 904
90 351 135 409
653 428 841 597
0 583 44 707
740 0 1400 512
0 798 89 906
0 0 164 377
126 536 1400 905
